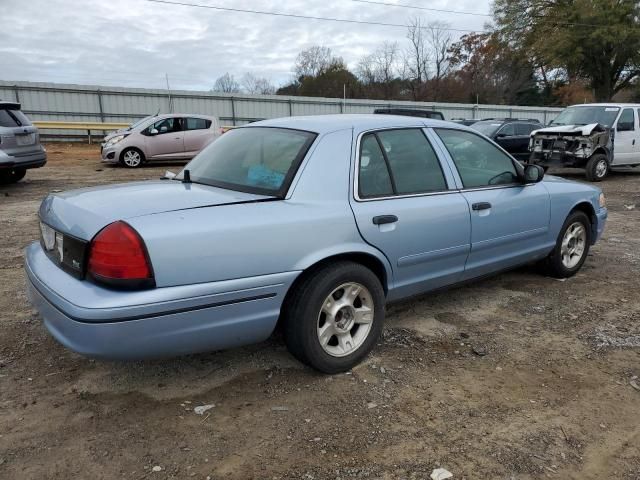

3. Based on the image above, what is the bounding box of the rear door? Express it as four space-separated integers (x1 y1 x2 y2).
183 117 215 157
349 128 471 300
432 128 551 280
144 117 185 159
0 105 40 158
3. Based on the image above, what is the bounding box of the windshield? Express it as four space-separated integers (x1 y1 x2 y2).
129 115 155 130
180 127 317 196
550 106 620 127
470 121 502 137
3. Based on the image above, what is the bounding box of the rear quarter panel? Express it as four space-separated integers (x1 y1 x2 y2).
127 128 393 288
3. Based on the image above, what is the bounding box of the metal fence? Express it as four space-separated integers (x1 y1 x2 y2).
0 80 564 139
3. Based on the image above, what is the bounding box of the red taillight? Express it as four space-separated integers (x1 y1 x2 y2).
88 221 154 288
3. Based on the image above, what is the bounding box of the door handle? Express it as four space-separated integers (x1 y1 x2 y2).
372 215 398 225
472 202 492 211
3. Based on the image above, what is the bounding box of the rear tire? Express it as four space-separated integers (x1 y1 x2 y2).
585 153 608 182
283 261 385 374
0 167 26 185
120 148 145 168
543 210 592 278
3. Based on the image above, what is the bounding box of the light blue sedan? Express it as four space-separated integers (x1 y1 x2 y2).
25 115 608 373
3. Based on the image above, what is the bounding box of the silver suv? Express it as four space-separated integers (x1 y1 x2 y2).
0 102 47 184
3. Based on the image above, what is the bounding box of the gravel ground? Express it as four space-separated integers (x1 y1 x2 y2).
1 143 639 479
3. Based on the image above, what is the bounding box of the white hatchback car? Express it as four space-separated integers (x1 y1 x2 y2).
101 114 222 168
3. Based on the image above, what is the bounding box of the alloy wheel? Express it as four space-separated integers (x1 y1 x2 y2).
561 222 587 269
316 282 374 357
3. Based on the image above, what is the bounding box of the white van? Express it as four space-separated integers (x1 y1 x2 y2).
529 103 640 181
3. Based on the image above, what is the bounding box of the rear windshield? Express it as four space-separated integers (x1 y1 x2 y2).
0 108 32 127
470 121 502 137
550 106 620 127
180 127 317 196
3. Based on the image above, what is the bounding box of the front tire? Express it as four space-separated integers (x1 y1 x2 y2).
585 153 609 182
283 261 385 374
0 167 26 185
120 148 145 168
543 211 592 278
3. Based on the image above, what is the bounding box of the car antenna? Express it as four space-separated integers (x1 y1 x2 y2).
182 169 191 183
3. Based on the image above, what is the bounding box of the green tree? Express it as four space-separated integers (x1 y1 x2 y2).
494 0 640 101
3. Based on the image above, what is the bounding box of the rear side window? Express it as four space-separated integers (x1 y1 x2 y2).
0 109 32 127
358 129 447 198
359 135 394 198
186 117 212 130
435 128 519 188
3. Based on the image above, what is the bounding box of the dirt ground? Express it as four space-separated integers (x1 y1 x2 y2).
1 143 639 480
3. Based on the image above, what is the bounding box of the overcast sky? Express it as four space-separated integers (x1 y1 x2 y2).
1 0 491 91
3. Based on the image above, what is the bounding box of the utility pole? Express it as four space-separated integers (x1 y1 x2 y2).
165 73 173 113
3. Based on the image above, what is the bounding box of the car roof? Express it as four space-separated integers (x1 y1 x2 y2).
571 103 640 108
0 101 21 109
473 118 542 124
247 114 462 135
154 113 217 120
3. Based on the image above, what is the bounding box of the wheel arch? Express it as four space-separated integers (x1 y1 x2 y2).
569 201 598 241
277 250 392 328
119 146 146 163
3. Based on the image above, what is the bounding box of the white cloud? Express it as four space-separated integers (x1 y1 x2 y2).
0 0 490 90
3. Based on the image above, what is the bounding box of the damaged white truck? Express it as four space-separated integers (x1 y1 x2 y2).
528 104 640 181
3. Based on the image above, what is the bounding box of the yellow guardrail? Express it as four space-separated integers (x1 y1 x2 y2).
33 120 236 143
33 121 129 130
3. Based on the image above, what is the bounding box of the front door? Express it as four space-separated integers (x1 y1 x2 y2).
349 128 471 301
144 117 185 159
613 108 639 165
432 128 552 280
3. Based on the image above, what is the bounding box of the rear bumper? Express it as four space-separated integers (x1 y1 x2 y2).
0 148 47 169
25 242 299 360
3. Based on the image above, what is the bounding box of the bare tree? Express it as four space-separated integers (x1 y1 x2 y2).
373 42 398 98
212 73 240 93
356 54 377 85
404 17 430 99
426 22 452 101
294 46 334 78
241 73 276 95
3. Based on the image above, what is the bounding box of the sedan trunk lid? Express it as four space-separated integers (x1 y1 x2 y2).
39 180 274 240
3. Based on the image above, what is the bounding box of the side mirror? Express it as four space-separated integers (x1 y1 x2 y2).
495 132 507 139
524 164 545 183
149 128 159 135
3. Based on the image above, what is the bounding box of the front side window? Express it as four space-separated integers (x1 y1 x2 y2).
186 117 212 130
151 117 183 134
515 123 538 135
181 127 316 196
358 129 447 198
617 108 635 132
435 129 520 188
